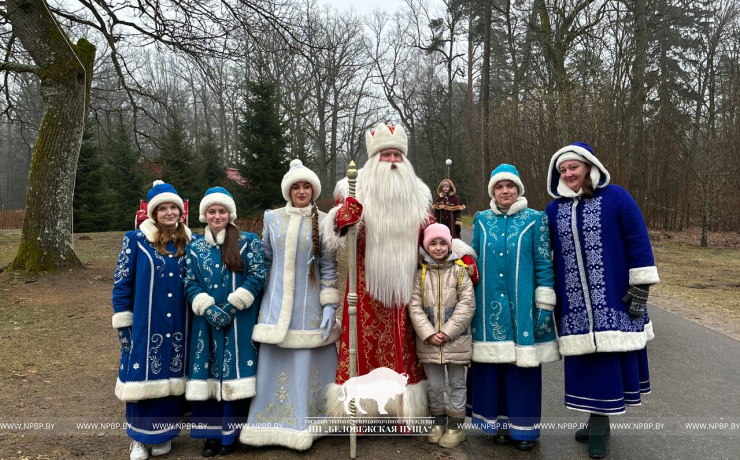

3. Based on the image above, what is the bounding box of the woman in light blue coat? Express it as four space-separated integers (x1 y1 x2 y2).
112 180 195 460
467 164 559 451
184 187 267 457
240 159 341 450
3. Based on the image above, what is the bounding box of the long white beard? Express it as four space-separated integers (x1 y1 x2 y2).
357 155 432 307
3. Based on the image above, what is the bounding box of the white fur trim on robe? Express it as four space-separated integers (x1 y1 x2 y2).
204 226 227 246
629 266 660 286
490 196 528 215
557 326 655 356
323 380 430 423
115 377 186 402
320 205 346 254
228 287 254 310
192 292 215 316
472 341 560 366
251 211 301 345
185 376 256 402
240 425 321 451
139 218 193 243
112 311 133 329
264 318 341 348
451 238 477 261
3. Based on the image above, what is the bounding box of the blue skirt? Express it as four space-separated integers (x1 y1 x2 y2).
564 347 651 415
466 363 542 441
126 395 186 444
191 399 250 446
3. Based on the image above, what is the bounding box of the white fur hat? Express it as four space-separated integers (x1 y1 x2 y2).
281 159 321 203
146 180 184 220
365 123 408 158
199 187 237 223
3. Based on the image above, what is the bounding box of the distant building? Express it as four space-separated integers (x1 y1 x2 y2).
227 168 248 188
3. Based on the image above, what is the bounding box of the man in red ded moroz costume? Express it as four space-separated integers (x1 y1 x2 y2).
322 122 478 422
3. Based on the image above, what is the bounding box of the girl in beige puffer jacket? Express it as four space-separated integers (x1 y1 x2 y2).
409 223 475 448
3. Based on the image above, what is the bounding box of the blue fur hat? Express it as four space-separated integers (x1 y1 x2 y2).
199 187 237 223
488 164 524 198
146 180 184 220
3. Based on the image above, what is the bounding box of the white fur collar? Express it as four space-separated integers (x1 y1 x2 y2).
139 219 192 243
490 197 528 215
286 202 312 216
204 225 229 246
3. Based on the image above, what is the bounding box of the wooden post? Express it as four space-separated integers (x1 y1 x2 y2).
346 161 359 458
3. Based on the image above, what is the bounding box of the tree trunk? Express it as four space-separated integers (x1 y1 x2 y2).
628 0 647 193
7 0 95 272
480 0 492 188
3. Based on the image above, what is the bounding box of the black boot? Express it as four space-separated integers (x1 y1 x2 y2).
218 442 237 456
493 428 510 445
576 414 611 441
587 415 609 459
202 438 221 457
513 439 535 451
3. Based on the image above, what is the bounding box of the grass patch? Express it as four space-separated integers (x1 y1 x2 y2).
651 241 740 339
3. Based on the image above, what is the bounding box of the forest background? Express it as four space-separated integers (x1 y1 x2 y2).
1 0 739 259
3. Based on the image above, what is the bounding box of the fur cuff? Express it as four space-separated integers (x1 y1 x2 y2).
320 288 340 306
451 238 477 261
535 286 557 307
192 293 215 316
536 303 555 312
535 340 561 363
112 311 133 329
228 287 255 310
320 205 346 254
115 377 186 402
645 320 655 341
629 266 660 286
186 377 256 402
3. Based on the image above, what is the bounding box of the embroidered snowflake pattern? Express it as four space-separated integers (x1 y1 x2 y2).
247 360 254 367
133 363 140 370
582 198 608 328
276 372 289 403
556 202 590 335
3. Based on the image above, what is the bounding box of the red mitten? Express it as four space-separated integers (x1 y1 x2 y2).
461 255 479 285
336 197 363 234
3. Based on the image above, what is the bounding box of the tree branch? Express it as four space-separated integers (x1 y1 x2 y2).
0 61 39 74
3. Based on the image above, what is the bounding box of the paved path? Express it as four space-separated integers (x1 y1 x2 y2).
244 227 740 459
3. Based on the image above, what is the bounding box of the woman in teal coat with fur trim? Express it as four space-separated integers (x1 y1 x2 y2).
184 187 266 457
467 164 558 451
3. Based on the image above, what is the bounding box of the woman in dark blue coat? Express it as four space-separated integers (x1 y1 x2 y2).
546 143 659 459
112 180 195 460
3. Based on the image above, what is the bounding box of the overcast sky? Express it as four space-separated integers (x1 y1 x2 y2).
320 0 403 17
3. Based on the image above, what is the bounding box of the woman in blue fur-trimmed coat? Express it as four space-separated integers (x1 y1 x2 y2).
467 164 559 451
546 143 659 459
184 187 267 456
112 180 196 460
240 159 341 451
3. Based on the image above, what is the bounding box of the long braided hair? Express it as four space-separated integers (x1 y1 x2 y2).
308 199 321 287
